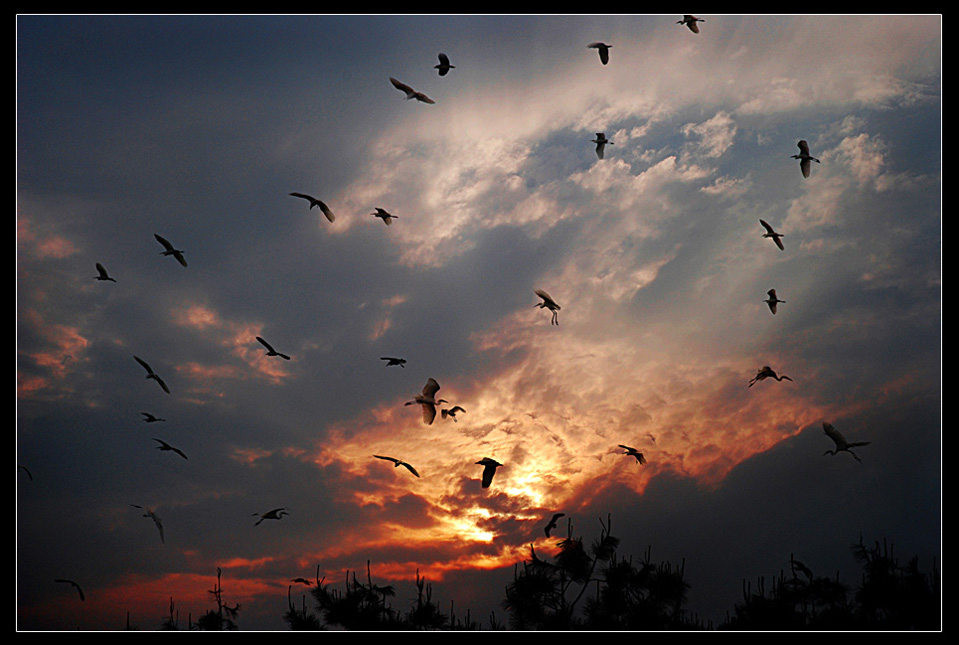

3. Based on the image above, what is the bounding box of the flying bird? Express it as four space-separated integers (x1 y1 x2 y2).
792 140 821 178
154 234 188 267
134 356 170 394
765 289 785 314
95 263 117 282
291 577 313 586
372 207 398 226
619 444 647 464
434 52 455 76
441 406 466 422
822 421 871 463
381 357 407 368
592 132 613 159
253 508 290 526
748 365 793 387
476 457 502 489
141 412 166 423
289 193 336 222
55 579 85 602
405 377 447 425
759 219 785 251
256 336 291 360
131 505 165 544
373 454 420 478
153 438 188 460
677 15 705 33
544 512 565 538
587 42 611 65
534 289 561 326
390 77 435 104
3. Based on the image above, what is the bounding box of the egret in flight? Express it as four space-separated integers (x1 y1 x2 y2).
587 42 612 65
95 263 117 282
153 438 188 460
289 193 335 222
381 357 407 368
154 234 188 267
390 77 435 104
748 365 793 387
765 289 785 314
592 132 613 159
372 207 398 226
441 406 466 422
141 412 166 423
535 289 561 325
677 15 705 33
55 579 85 602
131 505 165 544
405 377 447 425
134 356 170 394
792 140 821 178
619 445 647 464
256 336 291 360
544 512 565 538
476 457 502 489
435 52 455 76
759 219 785 251
253 508 290 526
373 455 420 478
822 422 871 463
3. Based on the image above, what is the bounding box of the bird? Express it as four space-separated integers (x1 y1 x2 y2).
256 336 291 360
95 262 117 282
759 219 785 251
587 42 611 65
822 421 871 463
290 577 313 586
792 140 821 178
405 377 448 425
153 438 188 460
390 77 435 104
372 207 398 226
154 234 188 267
373 454 420 478
55 579 85 602
141 412 166 423
381 357 407 368
134 356 170 394
618 444 647 465
289 193 335 222
544 512 565 538
18 464 33 481
748 365 793 387
789 555 814 581
765 289 785 314
131 505 165 544
677 15 705 33
434 52 455 76
476 457 502 489
592 132 613 160
253 508 290 526
441 406 466 422
534 289 561 326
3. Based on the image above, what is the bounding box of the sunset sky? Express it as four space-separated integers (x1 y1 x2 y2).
17 14 941 630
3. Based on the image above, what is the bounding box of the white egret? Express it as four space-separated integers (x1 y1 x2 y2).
822 422 871 463
154 234 188 267
476 457 502 489
592 132 613 159
372 207 398 226
435 52 455 76
134 356 170 394
677 15 705 33
765 289 785 314
390 77 435 104
748 365 793 387
373 454 421 478
289 193 335 222
256 336 291 360
253 507 290 526
131 504 165 544
618 444 647 464
95 263 116 282
587 42 611 65
534 289 561 325
381 357 407 368
792 140 820 178
405 377 447 425
759 219 785 251
153 438 188 460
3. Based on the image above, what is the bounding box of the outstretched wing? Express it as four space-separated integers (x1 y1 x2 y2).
422 378 441 398
134 355 153 374
154 234 175 252
390 77 414 95
318 201 335 223
257 336 276 352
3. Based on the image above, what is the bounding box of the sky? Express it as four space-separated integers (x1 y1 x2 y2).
16 14 941 631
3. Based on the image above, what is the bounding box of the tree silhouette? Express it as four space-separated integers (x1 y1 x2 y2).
195 567 240 631
311 561 401 630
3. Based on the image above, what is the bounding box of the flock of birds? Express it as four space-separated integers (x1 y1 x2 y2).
31 16 874 610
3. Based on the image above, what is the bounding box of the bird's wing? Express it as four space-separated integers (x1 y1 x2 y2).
401 462 420 477
800 158 811 178
438 53 450 66
318 201 335 222
822 422 844 445
767 301 778 314
759 219 774 234
173 251 188 267
257 336 276 352
154 375 171 394
96 263 108 277
289 192 315 202
421 403 437 425
56 579 85 601
534 289 557 306
153 515 165 543
154 234 174 251
688 21 700 33
774 236 785 251
422 378 441 398
390 77 413 94
172 446 188 459
374 455 399 465
450 406 466 414
618 444 635 452
134 356 153 374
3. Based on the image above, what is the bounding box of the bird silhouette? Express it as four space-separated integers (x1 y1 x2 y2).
405 377 447 425
677 15 705 33
253 508 289 526
131 504 165 544
792 140 820 178
587 42 611 65
153 438 188 460
748 365 793 387
441 406 466 422
592 132 613 159
381 357 407 368
95 262 117 282
141 412 166 423
765 289 785 314
154 234 188 267
476 457 502 489
789 555 814 581
373 454 420 478
134 356 170 394
822 421 871 462
619 444 647 464
55 579 85 602
390 77 435 104
256 336 291 360
759 219 785 251
534 289 561 326
544 512 565 537
372 207 398 226
289 193 335 222
18 464 33 481
434 52 455 76
290 577 313 586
